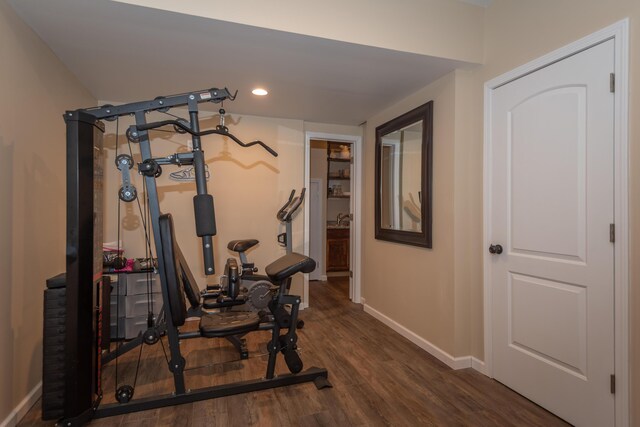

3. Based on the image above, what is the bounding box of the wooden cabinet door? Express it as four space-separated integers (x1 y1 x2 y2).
327 229 349 272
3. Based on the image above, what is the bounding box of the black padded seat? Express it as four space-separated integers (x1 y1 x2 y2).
159 213 188 326
227 239 259 253
200 311 260 337
265 253 316 283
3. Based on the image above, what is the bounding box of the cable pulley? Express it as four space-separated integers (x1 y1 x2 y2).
125 127 140 143
115 154 133 170
115 385 134 403
139 159 162 177
143 327 161 345
101 104 118 122
115 154 138 202
154 96 170 113
119 184 137 202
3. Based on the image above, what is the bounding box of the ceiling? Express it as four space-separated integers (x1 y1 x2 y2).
10 0 470 125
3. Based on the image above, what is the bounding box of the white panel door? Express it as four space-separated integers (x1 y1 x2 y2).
490 39 615 426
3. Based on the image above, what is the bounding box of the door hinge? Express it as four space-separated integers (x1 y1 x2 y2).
610 73 615 93
610 374 616 394
610 223 615 243
349 270 353 278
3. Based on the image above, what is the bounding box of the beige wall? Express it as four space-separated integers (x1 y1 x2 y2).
303 121 363 139
0 0 95 422
362 69 480 359
363 71 459 355
452 68 483 358
101 111 311 295
363 2 639 420
115 0 484 63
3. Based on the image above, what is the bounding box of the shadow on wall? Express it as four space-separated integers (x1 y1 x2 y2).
204 142 279 173
0 137 14 418
102 118 282 234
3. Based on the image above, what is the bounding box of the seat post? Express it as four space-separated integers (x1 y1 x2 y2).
266 312 281 379
238 251 249 267
278 277 292 302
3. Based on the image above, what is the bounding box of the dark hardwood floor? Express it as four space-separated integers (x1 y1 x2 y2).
21 277 568 426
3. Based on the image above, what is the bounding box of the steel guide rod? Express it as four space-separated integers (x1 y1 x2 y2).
133 110 187 395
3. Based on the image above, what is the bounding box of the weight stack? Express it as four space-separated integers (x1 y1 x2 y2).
42 274 66 420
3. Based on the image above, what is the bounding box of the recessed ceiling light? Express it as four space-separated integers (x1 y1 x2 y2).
252 88 268 96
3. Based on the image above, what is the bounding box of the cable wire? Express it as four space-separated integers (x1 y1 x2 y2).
114 117 121 394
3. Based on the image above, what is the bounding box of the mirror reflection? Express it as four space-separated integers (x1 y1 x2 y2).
375 100 433 248
380 120 423 232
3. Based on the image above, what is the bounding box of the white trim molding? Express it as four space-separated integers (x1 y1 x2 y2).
471 358 488 376
304 131 363 306
483 18 629 426
364 303 474 370
0 381 41 427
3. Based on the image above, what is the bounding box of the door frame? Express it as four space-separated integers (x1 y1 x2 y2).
304 131 362 305
483 19 629 425
308 178 325 281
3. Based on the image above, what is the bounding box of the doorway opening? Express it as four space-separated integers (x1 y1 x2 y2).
304 132 362 307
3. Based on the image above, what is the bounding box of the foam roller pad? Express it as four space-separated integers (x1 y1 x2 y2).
194 194 216 236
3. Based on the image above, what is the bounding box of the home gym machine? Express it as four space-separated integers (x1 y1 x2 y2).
54 87 330 425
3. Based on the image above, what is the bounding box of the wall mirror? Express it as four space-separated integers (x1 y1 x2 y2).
375 101 433 247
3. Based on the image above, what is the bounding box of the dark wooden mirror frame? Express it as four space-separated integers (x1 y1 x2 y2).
375 100 433 248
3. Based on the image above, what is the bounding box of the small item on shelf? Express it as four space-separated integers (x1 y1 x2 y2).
339 145 350 159
113 258 135 273
103 242 126 270
328 144 351 160
135 258 157 272
328 186 333 196
335 185 343 196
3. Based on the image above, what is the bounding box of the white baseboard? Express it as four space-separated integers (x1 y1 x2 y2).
471 357 488 375
300 302 309 310
363 303 478 371
320 275 327 282
1 381 41 427
360 297 366 305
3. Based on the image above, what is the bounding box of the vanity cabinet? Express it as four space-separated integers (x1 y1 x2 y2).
326 228 349 272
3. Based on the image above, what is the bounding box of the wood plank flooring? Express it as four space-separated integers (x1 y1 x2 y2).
21 277 569 426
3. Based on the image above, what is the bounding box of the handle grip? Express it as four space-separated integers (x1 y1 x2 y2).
136 120 278 157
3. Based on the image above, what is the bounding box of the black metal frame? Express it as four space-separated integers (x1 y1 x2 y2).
61 88 329 426
276 188 306 254
374 101 433 248
64 112 105 421
94 367 329 418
